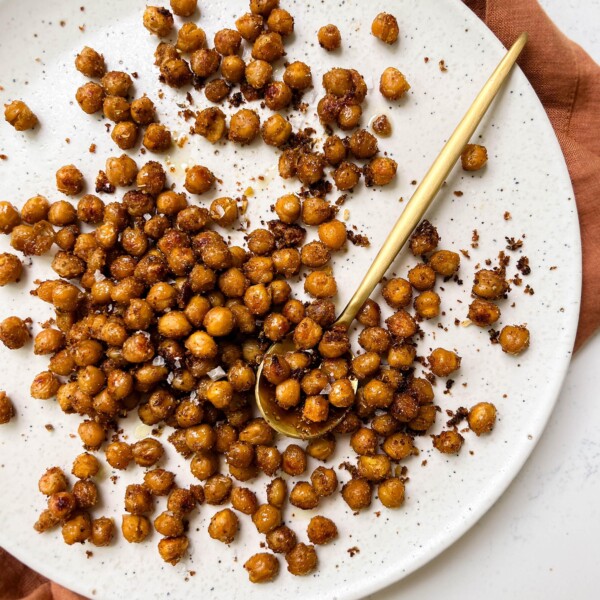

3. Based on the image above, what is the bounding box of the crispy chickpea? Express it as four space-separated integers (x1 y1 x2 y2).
209 196 238 227
342 478 372 511
307 516 337 545
73 479 98 509
499 324 530 355
302 395 328 422
130 96 156 125
90 517 114 547
282 444 307 476
208 508 239 543
261 354 291 386
372 114 392 137
318 24 341 50
0 202 21 234
30 371 60 400
414 290 441 319
33 328 64 355
105 442 133 470
132 438 164 467
429 348 461 377
214 28 242 56
48 491 77 520
357 326 389 354
357 454 391 482
472 269 508 300
71 453 99 480
274 378 300 409
4 100 38 130
408 264 436 291
386 309 418 339
143 6 174 37
176 22 206 53
190 48 221 78
468 402 497 435
364 156 397 186
433 430 464 454
327 378 355 408
204 474 233 504
21 195 49 224
143 123 172 152
183 165 214 195
372 12 399 44
281 62 311 93
461 143 488 171
310 466 338 497
378 477 405 508
76 82 105 114
262 114 292 147
409 220 439 255
265 526 296 556
122 514 151 543
103 95 130 122
195 107 227 143
304 270 337 299
350 427 378 456
264 81 292 110
306 435 335 462
245 59 273 89
252 503 282 535
289 482 319 510
429 249 460 277
466 298 500 327
111 121 138 150
267 8 294 35
337 103 362 130
56 165 84 196
204 78 231 103
158 536 189 565
379 67 410 100
283 543 317 577
229 109 260 144
323 135 347 167
292 317 322 349
236 13 264 41
62 513 92 545
409 404 437 432
254 447 280 477
244 553 279 583
75 46 106 77
105 154 138 188
171 0 197 16
297 152 325 185
349 129 378 159
252 32 284 62
220 55 245 84
263 313 290 341
230 487 258 515
102 71 132 97
167 488 197 514
250 0 278 15
332 161 361 191
38 467 68 496
0 316 29 349
354 299 380 328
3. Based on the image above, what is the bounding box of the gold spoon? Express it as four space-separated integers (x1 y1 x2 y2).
256 32 529 439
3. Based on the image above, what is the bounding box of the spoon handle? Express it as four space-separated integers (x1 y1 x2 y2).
334 32 528 330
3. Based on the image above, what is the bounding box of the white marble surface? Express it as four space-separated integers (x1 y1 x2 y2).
370 1 600 597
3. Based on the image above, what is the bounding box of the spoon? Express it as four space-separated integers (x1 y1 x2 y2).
256 32 529 439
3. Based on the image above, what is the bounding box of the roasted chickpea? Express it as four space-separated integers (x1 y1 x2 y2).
472 269 508 300
350 427 377 456
467 298 500 327
104 442 132 470
409 404 437 432
194 107 227 143
20 195 49 224
130 96 156 125
244 553 280 583
76 82 105 114
62 513 92 545
75 46 106 77
30 371 60 400
206 508 238 543
333 162 361 191
0 316 29 349
103 95 130 122
468 402 497 435
379 67 410 100
342 478 372 511
143 6 174 37
110 121 138 150
414 290 441 319
262 114 292 147
236 13 264 41
167 488 197 515
499 325 530 355
282 62 312 91
264 81 292 110
143 123 172 152
308 467 337 498
364 156 397 186
38 467 68 496
4 100 38 130
176 22 206 53
122 514 151 543
408 264 436 291
304 270 337 299
378 477 405 508
289 482 319 510
158 536 189 565
171 0 197 17
132 437 164 467
274 378 301 409
101 71 132 98
318 24 341 51
229 109 260 144
55 165 84 196
219 55 245 84
252 503 282 534
323 136 347 167
386 309 418 339
252 32 284 62
72 479 98 509
461 143 488 171
356 299 381 327
307 516 337 545
90 517 114 547
214 28 242 56
0 202 21 234
337 103 362 130
351 352 381 380
204 474 233 504
371 12 399 44
432 430 464 454
230 487 258 515
349 129 378 159
428 348 461 377
282 444 307 476
204 78 231 103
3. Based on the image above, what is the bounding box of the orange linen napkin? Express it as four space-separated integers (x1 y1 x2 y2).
1 1 599 599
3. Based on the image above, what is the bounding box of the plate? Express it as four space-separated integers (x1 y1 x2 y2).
0 0 580 598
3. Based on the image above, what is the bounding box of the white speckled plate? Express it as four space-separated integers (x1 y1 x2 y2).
0 0 580 598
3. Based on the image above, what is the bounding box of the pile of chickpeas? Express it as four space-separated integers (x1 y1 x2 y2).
0 0 530 585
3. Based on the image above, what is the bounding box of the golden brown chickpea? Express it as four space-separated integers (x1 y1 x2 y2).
111 121 138 150
105 154 138 188
274 378 301 409
499 324 530 355
351 352 381 380
250 0 278 15
236 12 264 41
56 165 84 196
73 479 98 509
292 317 322 350
357 454 391 482
214 28 242 55
262 313 290 342
143 123 172 152
472 269 508 300
75 46 106 77
371 114 392 137
371 12 399 44
62 513 92 545
266 8 294 35
338 103 362 130
190 48 221 77
252 503 282 534
230 487 258 515
355 299 380 327
252 32 285 62
433 430 464 454
217 56 243 84
461 143 488 171
102 71 133 97
176 22 206 53
381 278 411 309
428 250 460 277
209 197 238 227
290 482 320 510
322 68 352 96
76 82 105 114
328 378 355 408
350 427 378 456
0 202 21 234
104 441 132 470
386 309 418 339
298 152 326 185
75 196 103 225
285 543 318 576
282 62 311 92
132 437 164 467
143 6 174 37
204 78 231 103
304 270 337 299
170 0 197 16
282 444 307 476
342 478 372 511
194 107 226 144
468 402 497 435
130 96 156 125
262 354 291 386
229 109 260 144
38 467 68 496
409 404 437 432
264 81 292 110
307 516 337 545
261 114 292 147
72 453 100 480
208 508 239 543
332 161 361 191
467 298 500 327
304 434 335 461
30 371 60 400
90 517 114 547
122 514 151 543
349 129 378 159
378 477 405 508
204 474 233 504
48 200 77 227
318 24 341 51
158 536 189 565
364 156 397 186
167 488 197 515
33 328 64 355
0 316 29 349
266 526 296 555
122 332 155 363
245 59 273 89
323 135 347 166
280 299 303 326
302 395 329 422
380 67 410 100
358 326 391 354
244 553 280 583
21 195 49 224
253 446 280 477
429 348 461 377
4 100 38 130
103 95 130 122
183 165 214 195
414 290 441 319
47 490 77 520
307 468 336 499
408 264 436 291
